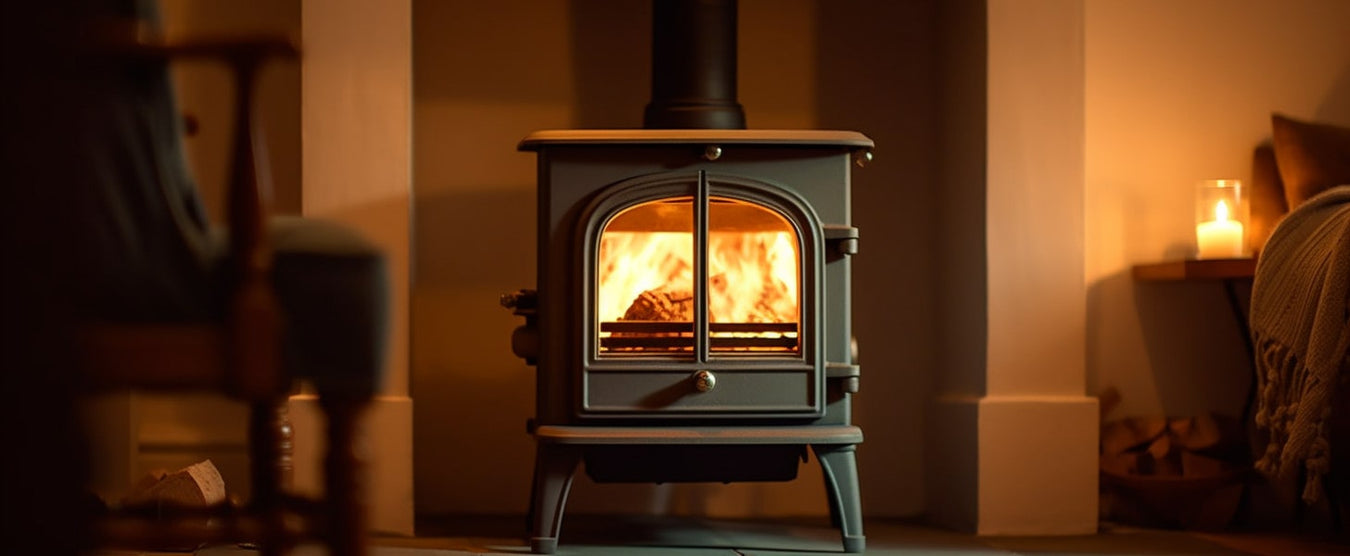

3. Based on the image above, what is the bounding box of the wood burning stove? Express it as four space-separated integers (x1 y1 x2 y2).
502 1 870 553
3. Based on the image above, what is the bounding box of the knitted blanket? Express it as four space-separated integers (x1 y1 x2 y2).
1251 185 1350 503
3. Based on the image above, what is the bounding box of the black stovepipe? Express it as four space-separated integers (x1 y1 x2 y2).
643 0 747 129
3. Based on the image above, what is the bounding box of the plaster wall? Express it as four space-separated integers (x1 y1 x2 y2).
411 0 940 519
299 0 415 534
1084 0 1350 421
927 0 1099 535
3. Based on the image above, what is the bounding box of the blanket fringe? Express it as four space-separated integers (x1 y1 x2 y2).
1253 335 1336 504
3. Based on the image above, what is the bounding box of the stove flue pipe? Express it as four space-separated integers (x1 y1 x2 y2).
643 0 746 129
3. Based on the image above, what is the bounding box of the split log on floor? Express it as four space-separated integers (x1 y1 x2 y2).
122 459 226 509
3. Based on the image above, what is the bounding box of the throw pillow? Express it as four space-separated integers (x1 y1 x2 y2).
1271 113 1350 208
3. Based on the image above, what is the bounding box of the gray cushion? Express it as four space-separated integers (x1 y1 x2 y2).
268 217 390 397
207 217 389 397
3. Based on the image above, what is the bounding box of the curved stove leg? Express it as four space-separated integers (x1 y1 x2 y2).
529 443 581 554
813 444 865 553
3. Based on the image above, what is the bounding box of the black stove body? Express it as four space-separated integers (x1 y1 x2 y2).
506 129 869 553
502 1 870 553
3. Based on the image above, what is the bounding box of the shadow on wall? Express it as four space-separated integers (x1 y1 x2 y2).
412 189 538 515
1133 277 1252 419
816 0 940 518
1087 270 1252 421
411 0 574 516
572 0 647 128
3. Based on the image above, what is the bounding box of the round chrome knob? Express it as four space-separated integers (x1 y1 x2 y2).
692 370 716 393
854 150 873 167
703 145 722 161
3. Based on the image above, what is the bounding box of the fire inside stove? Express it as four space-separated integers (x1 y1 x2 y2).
596 196 800 355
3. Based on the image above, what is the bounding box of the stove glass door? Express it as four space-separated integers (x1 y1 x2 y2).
596 195 801 356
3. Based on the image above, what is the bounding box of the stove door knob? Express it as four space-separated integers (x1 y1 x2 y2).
692 370 716 393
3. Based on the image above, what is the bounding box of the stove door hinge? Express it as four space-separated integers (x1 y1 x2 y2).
500 289 539 365
826 362 861 394
823 224 858 262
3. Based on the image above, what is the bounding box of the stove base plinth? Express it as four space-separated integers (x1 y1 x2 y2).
527 425 863 554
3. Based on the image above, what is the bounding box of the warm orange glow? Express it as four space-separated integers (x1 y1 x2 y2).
596 230 798 323
596 197 801 354
707 231 798 323
596 232 693 323
1213 199 1230 221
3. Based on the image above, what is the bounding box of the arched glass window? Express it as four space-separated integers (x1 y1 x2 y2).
596 196 801 356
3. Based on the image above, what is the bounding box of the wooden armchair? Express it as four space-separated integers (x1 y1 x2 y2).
0 11 387 556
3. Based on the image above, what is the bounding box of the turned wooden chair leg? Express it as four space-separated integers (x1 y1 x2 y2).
322 396 371 556
250 400 292 556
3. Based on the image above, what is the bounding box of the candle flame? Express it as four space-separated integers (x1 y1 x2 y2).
1214 199 1230 222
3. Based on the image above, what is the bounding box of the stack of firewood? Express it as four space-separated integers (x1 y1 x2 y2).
1098 410 1252 529
1100 413 1246 479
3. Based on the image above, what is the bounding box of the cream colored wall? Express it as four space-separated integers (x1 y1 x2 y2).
411 0 939 518
927 0 1099 535
929 0 1350 533
411 0 572 517
298 0 415 535
815 0 941 519
1084 0 1350 420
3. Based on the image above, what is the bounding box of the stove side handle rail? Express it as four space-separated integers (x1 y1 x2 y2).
822 224 860 393
823 223 859 261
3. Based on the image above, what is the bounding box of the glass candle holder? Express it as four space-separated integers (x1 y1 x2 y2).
1194 179 1247 259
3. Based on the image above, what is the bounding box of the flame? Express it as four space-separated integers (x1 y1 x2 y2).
596 232 693 323
707 231 798 323
596 231 798 323
1214 199 1230 221
596 203 800 326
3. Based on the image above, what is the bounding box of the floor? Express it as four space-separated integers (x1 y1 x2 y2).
99 514 1350 556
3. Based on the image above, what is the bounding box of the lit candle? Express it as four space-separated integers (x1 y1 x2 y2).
1196 199 1244 259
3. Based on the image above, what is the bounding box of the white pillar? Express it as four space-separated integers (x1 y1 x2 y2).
930 0 1098 535
297 0 414 536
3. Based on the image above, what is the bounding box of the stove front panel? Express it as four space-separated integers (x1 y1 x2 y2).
577 171 823 418
529 140 858 426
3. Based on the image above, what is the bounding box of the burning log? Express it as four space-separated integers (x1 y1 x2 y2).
622 289 693 321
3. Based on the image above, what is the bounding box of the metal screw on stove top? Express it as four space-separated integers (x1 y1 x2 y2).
854 150 873 168
703 145 722 161
692 370 716 392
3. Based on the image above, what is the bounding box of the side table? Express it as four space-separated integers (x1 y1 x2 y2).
1130 257 1257 437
